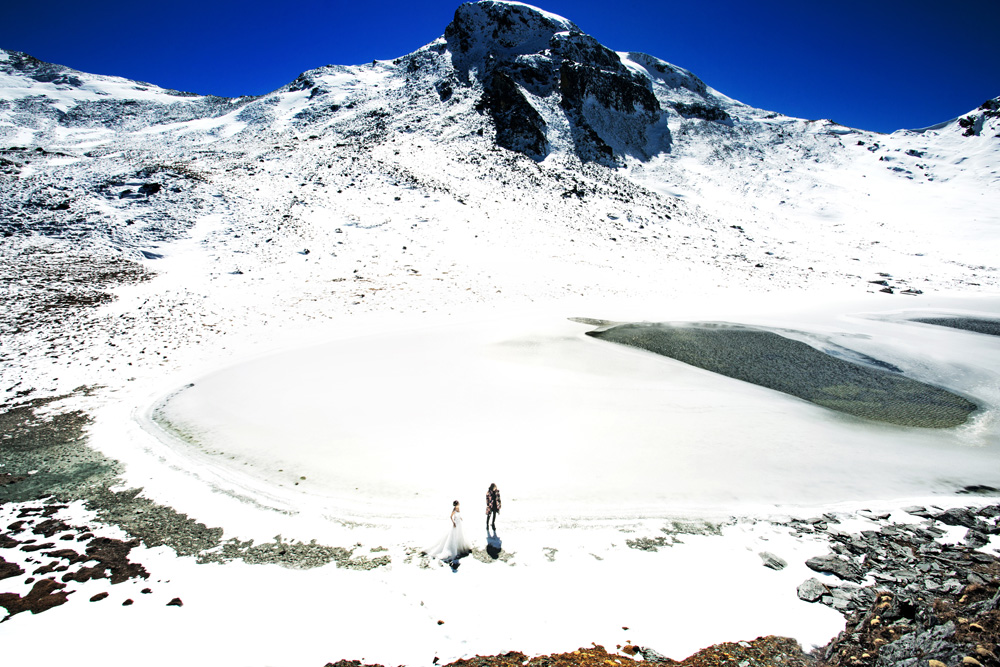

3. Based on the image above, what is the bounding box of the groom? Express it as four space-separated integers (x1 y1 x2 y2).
486 483 500 530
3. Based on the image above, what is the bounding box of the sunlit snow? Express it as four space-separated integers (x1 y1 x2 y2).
1 1 999 665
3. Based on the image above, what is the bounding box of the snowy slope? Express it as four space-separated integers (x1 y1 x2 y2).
2 0 997 300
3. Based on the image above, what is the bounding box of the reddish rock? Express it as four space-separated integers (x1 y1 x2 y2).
0 577 71 620
42 548 83 563
6 520 27 533
58 537 148 585
0 557 25 581
33 518 73 538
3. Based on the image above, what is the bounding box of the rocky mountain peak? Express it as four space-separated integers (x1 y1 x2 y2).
0 49 83 87
443 2 666 164
444 1 578 59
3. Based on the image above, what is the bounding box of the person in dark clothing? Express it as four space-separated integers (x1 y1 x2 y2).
486 483 500 530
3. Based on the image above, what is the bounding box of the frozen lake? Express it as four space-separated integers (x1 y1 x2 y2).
147 294 1000 522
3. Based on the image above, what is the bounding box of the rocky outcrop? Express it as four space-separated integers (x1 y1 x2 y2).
673 101 731 122
559 60 658 116
626 52 708 96
0 578 71 620
475 70 548 159
1 50 82 88
444 0 578 62
444 1 668 162
957 98 1000 137
787 505 1000 667
558 59 662 161
806 554 865 582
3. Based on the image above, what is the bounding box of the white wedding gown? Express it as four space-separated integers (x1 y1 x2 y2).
425 510 473 561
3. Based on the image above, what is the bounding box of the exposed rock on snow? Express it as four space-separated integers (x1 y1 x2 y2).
444 0 579 61
798 578 828 602
805 554 865 583
475 69 549 158
446 0 668 162
0 577 70 619
799 509 1000 667
954 97 1000 137
759 551 788 570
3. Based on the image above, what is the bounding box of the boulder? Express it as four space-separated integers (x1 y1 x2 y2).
902 506 934 518
797 577 827 602
874 621 959 667
935 507 979 529
806 554 865 582
758 551 787 570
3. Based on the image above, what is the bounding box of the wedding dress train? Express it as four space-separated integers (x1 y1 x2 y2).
425 509 473 561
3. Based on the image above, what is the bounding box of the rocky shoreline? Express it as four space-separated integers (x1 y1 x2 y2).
793 504 1000 666
325 515 1000 667
357 506 998 667
0 395 397 622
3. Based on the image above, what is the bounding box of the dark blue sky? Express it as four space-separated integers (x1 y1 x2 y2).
2 0 997 133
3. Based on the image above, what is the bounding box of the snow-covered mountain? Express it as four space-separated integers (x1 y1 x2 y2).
1 0 998 414
1 0 997 408
2 4 1000 665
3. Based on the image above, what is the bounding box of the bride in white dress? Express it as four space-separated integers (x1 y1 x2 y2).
424 500 473 562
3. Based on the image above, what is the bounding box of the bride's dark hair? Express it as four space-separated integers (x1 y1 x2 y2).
453 500 459 506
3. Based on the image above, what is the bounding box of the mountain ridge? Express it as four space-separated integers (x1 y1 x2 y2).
3 0 997 139
0 0 997 371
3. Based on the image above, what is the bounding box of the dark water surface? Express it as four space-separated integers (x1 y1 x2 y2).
913 318 1000 337
586 322 977 428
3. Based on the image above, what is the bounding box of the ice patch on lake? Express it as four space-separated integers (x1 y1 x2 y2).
144 293 1000 522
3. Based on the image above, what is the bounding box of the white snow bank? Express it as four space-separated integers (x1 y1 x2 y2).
0 497 851 666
